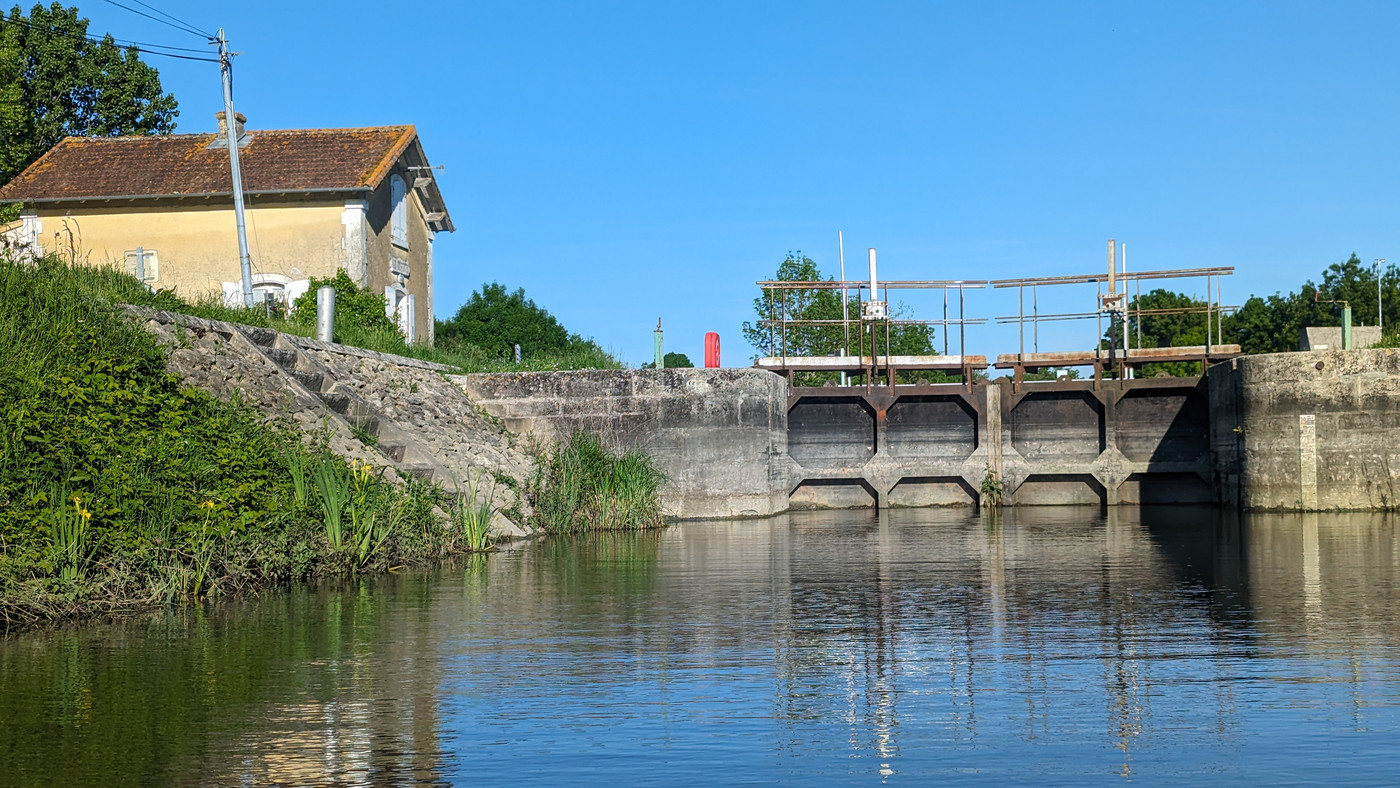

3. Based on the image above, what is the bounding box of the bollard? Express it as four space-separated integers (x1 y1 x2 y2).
514 343 522 364
315 285 335 342
705 332 720 368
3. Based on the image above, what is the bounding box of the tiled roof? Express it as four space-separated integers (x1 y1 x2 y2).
0 126 419 202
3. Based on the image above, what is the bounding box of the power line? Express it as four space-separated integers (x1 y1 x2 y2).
113 0 215 40
0 16 220 61
99 0 212 41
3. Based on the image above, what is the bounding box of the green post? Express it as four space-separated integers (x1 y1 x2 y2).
654 319 664 369
1343 305 1353 350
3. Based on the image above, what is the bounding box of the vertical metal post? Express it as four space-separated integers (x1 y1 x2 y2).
1122 242 1131 378
514 343 522 364
1018 283 1024 359
959 286 965 360
1209 278 1220 349
654 318 664 368
217 29 255 309
1205 274 1212 353
942 286 949 355
1343 305 1353 350
1033 285 1039 352
315 285 335 342
767 286 775 357
839 231 848 385
780 292 787 359
1377 258 1385 333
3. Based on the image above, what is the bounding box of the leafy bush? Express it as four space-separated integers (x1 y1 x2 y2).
289 269 399 335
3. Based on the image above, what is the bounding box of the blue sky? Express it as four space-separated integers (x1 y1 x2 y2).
76 1 1400 365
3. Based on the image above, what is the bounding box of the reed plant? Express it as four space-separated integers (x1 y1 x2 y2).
528 431 667 533
451 471 497 552
312 457 351 550
49 490 92 584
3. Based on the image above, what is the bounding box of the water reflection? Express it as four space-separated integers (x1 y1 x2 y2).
4 508 1400 784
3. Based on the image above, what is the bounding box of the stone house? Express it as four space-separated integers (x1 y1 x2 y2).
0 113 452 343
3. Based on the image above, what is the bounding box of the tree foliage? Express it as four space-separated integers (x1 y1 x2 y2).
289 269 399 336
741 252 939 384
641 352 693 369
741 252 935 356
436 282 604 360
0 3 179 190
1104 254 1397 376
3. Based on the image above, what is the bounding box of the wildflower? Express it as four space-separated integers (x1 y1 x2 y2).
79 508 91 520
200 499 216 510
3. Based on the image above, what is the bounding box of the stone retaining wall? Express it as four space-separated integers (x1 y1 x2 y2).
453 369 791 519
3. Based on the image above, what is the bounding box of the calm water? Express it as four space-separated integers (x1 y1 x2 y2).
4 507 1400 785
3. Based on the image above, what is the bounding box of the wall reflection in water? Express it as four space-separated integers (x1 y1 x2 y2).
4 508 1400 783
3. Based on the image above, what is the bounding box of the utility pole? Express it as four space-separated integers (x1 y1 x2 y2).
1377 258 1386 333
217 28 254 308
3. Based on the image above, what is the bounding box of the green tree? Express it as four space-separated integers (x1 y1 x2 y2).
1227 253 1398 354
640 352 693 369
0 3 179 190
436 282 594 359
741 252 937 383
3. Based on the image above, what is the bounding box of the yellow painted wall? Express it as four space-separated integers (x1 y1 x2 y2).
30 200 344 302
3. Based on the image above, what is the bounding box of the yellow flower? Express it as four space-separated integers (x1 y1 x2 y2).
79 509 91 520
200 500 216 510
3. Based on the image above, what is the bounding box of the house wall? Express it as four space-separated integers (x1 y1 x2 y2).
364 166 434 343
25 200 343 303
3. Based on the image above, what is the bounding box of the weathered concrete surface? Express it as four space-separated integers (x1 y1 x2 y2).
129 308 535 537
453 369 790 520
783 377 1212 509
1211 349 1400 511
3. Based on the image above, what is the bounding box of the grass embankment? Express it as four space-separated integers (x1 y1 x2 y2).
0 255 663 629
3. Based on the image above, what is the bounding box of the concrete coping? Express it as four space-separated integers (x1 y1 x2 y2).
286 335 453 371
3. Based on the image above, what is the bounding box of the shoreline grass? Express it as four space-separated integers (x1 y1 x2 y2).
0 253 496 632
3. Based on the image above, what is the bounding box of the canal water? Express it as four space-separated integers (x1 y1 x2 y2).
3 506 1400 785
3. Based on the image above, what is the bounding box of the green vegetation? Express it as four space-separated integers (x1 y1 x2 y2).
641 352 694 369
435 281 617 368
289 269 398 334
527 431 667 533
1101 254 1400 376
979 464 1003 507
0 253 492 630
1 3 179 213
741 252 941 384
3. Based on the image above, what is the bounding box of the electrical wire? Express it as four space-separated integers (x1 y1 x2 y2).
0 16 219 61
99 0 212 41
112 0 214 40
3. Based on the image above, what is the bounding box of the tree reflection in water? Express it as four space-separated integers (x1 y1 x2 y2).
4 508 1400 784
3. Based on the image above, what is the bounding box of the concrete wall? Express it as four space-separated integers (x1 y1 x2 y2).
452 369 791 520
782 378 1213 510
1210 349 1400 510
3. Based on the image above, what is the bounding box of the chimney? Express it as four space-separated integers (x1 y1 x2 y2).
215 111 246 140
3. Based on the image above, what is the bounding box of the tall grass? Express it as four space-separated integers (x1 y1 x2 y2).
0 251 522 629
528 432 667 533
450 471 496 552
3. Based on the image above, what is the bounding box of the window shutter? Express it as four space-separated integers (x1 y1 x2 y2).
391 175 408 247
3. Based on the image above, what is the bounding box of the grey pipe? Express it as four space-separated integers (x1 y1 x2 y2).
315 286 335 342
